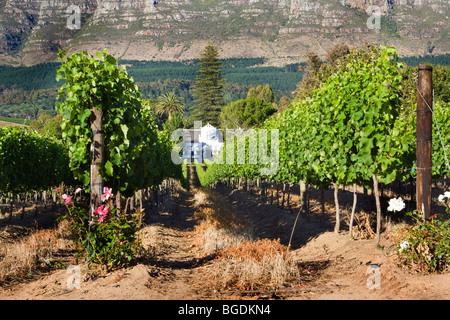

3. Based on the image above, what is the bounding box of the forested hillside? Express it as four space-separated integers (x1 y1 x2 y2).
0 57 304 121
1 54 449 124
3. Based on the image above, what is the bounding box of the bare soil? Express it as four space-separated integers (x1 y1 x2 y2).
0 169 449 300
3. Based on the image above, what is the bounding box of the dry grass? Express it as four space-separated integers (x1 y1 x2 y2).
192 189 301 291
193 189 210 209
195 222 252 254
0 120 27 128
349 211 377 239
192 190 253 255
0 220 74 284
206 239 300 291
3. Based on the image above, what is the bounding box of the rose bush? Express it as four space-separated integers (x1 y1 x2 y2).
59 186 143 270
393 195 450 274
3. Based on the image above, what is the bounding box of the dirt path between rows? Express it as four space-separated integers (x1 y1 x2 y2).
0 180 216 300
1 166 449 300
214 183 450 300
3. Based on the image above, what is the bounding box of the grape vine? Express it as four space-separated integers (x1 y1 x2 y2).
56 49 182 198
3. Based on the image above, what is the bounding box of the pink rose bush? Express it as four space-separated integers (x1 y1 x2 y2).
57 185 143 270
61 186 113 224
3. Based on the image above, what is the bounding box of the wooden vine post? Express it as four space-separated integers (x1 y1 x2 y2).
333 182 340 233
373 175 381 246
90 107 104 210
416 64 433 221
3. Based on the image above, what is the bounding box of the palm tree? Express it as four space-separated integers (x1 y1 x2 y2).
155 92 185 120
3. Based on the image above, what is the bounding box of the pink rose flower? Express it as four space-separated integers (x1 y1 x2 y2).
62 194 73 205
93 205 109 216
101 187 113 202
93 205 110 223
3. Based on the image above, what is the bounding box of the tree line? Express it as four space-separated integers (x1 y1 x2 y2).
0 56 302 124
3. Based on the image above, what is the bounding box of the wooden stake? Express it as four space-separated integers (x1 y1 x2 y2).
334 183 340 233
90 107 104 209
416 64 433 221
373 175 382 246
349 183 357 238
300 181 307 216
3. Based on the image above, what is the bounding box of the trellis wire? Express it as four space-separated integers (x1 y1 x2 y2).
417 85 450 173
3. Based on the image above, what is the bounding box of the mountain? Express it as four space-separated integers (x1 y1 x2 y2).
0 0 449 66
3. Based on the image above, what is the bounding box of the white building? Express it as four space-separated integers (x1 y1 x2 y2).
182 123 224 162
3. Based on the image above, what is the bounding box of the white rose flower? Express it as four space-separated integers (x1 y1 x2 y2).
438 194 445 202
444 191 450 198
399 241 410 252
387 197 406 212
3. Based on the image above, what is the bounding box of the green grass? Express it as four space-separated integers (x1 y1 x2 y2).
0 116 31 126
0 120 28 127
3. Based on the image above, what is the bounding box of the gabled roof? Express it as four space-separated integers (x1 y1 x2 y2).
182 125 224 143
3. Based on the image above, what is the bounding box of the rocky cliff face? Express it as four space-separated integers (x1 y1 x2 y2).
0 0 448 65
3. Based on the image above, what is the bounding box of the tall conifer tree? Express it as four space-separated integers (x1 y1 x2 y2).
191 44 224 127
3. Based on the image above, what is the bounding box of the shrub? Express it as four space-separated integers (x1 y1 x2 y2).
59 187 143 271
394 210 450 274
